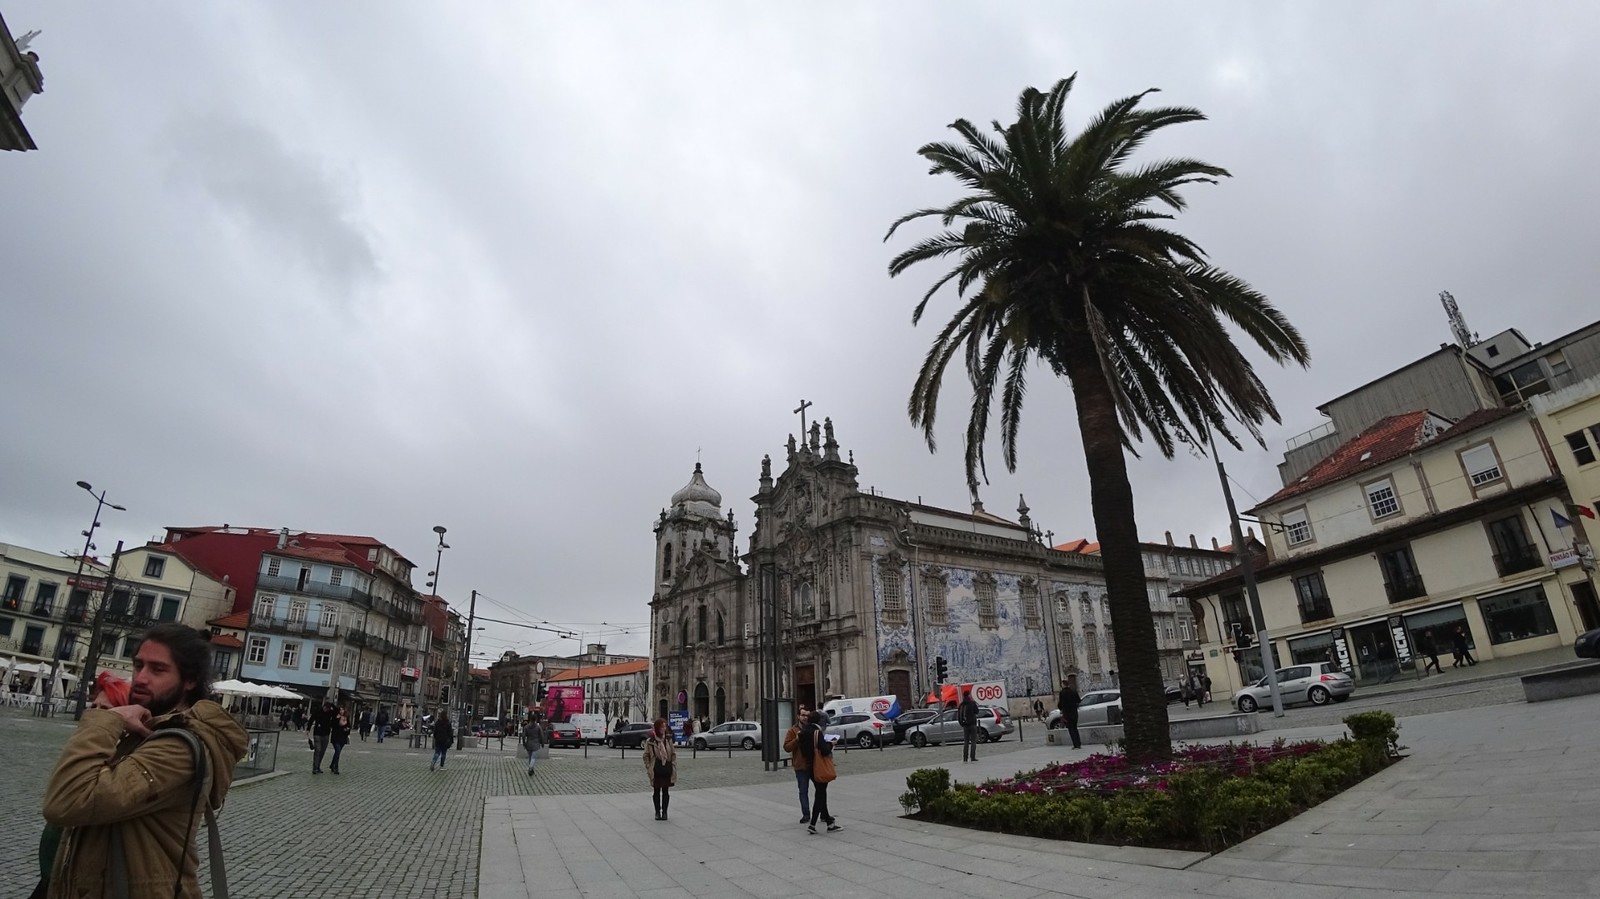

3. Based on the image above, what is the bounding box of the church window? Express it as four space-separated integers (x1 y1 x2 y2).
923 568 948 627
1020 578 1041 630
662 544 673 581
1084 624 1100 671
697 606 707 644
881 561 905 627
716 612 725 646
1106 628 1116 663
976 573 998 629
660 624 670 647
680 620 689 650
1079 592 1094 623
1059 625 1077 673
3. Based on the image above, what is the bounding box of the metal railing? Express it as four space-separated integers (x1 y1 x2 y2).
1384 574 1427 603
1492 544 1542 577
256 573 371 607
248 613 342 639
1297 600 1335 625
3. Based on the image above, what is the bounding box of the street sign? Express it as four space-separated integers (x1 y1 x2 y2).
67 576 107 591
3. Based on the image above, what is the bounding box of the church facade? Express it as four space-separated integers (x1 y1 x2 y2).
649 418 1114 723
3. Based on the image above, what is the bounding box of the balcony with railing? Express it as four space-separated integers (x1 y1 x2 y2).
249 613 341 639
1492 544 1543 577
61 604 89 624
1297 599 1335 625
346 630 369 648
256 573 371 607
1384 573 1428 603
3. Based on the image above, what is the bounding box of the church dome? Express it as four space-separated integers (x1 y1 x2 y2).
670 463 722 516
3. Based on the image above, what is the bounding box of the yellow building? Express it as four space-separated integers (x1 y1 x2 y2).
1184 406 1596 700
1531 376 1600 628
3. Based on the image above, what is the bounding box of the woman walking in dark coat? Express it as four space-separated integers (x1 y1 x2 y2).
431 707 456 770
330 708 352 774
643 718 677 820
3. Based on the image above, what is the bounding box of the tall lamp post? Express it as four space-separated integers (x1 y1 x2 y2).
61 481 125 719
414 525 448 749
454 590 477 750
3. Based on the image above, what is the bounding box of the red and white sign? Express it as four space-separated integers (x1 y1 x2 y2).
869 697 894 714
970 681 1008 705
400 667 420 679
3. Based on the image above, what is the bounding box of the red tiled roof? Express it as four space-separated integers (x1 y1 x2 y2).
1053 538 1098 554
266 545 361 566
210 611 249 629
209 634 244 649
546 659 650 681
1256 407 1521 509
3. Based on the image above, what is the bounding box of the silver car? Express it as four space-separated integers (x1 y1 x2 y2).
1235 663 1355 712
825 712 895 748
905 708 1010 747
692 720 763 750
1045 690 1123 728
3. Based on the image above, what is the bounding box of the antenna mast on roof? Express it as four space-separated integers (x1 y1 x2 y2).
1439 290 1478 348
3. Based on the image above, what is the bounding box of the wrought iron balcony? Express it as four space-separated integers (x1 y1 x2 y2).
1492 544 1542 577
1384 573 1428 603
346 630 370 648
249 613 341 639
256 573 371 607
1297 600 1335 625
62 605 89 624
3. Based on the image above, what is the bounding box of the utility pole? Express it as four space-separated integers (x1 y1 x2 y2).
1215 456 1283 717
73 540 126 720
455 589 477 750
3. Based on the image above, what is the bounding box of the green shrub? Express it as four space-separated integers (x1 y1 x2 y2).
901 767 952 813
1343 711 1401 757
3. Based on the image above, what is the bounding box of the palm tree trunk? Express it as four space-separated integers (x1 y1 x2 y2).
1060 337 1173 761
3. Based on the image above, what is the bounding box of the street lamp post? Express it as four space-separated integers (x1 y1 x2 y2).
454 589 477 750
62 481 125 720
413 525 448 748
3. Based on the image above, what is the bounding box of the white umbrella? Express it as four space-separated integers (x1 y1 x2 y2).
30 672 45 696
211 679 254 696
0 657 14 694
50 667 67 707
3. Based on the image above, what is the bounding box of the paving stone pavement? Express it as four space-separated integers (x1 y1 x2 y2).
484 692 1600 899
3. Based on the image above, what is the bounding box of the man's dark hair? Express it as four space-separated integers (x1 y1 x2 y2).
139 623 214 706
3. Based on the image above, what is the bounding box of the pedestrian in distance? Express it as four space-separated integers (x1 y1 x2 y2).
1200 674 1213 705
279 707 291 731
374 707 390 743
357 707 372 742
293 705 307 731
799 710 841 834
1057 675 1082 750
430 707 455 770
329 708 351 774
1419 630 1444 675
39 624 248 899
309 701 337 774
1180 680 1192 708
782 706 811 823
1451 626 1478 667
957 688 981 763
521 717 545 777
643 718 677 820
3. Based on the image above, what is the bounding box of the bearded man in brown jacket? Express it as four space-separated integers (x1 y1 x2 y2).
42 624 248 899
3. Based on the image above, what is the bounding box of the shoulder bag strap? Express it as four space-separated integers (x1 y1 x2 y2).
144 727 229 899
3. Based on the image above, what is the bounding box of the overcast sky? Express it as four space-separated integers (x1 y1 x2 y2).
3 2 1597 665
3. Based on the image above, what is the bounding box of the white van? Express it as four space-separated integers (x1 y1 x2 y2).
820 695 902 722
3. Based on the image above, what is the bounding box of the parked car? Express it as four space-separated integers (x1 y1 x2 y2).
692 720 763 750
905 707 1010 747
1235 663 1355 712
473 717 503 738
1045 690 1123 728
889 709 941 744
547 722 583 747
606 722 654 748
825 711 895 748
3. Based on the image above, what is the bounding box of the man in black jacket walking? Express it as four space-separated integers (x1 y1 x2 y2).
310 701 336 774
1057 675 1082 750
957 689 981 763
430 707 455 770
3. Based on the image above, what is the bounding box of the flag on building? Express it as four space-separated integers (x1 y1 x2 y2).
1553 509 1574 530
1567 502 1598 520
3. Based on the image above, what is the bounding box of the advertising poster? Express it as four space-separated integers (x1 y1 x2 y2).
542 685 584 723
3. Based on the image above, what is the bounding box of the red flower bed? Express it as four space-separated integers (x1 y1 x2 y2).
977 740 1326 798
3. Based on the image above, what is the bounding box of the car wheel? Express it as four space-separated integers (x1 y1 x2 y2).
856 732 876 749
1048 718 1062 730
693 738 707 750
741 737 755 750
1308 686 1331 706
1238 695 1258 713
910 732 927 748
984 729 998 743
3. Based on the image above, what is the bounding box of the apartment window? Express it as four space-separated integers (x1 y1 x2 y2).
246 637 267 665
134 593 155 619
0 617 13 637
23 625 45 655
109 588 130 615
122 635 141 657
1293 572 1334 623
1365 477 1401 519
1479 585 1559 644
313 646 332 672
143 556 166 578
1163 622 1175 643
320 606 337 628
1565 427 1600 467
329 568 344 587
1021 578 1042 630
255 594 275 619
158 597 180 622
975 573 998 629
65 589 89 622
281 642 301 668
1179 617 1192 642
1460 443 1503 487
923 568 948 627
2 575 25 610
881 562 905 627
56 629 80 659
32 582 57 616
1486 514 1540 575
367 548 378 562
1379 545 1425 602
1282 508 1313 546
1494 361 1549 404
342 648 357 675
288 600 307 625
212 651 234 677
266 557 281 577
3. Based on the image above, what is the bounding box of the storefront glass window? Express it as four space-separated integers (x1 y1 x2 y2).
1479 586 1559 644
1288 631 1336 666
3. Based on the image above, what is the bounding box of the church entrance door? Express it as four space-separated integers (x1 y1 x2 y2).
795 663 816 711
714 686 726 723
886 670 911 714
693 683 710 720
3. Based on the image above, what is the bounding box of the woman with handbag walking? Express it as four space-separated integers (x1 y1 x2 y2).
643 718 677 820
800 710 841 834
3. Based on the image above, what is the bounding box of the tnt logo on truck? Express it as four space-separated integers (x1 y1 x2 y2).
971 682 1007 704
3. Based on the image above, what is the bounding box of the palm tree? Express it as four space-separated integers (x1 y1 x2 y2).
886 77 1309 760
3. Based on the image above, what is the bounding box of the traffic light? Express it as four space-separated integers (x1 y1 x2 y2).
536 684 547 702
934 656 948 682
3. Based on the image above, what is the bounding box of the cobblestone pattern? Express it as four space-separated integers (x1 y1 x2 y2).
0 673 1530 899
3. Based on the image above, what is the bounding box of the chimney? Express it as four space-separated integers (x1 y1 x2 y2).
1189 534 1198 548
277 527 289 549
1212 537 1220 550
1164 531 1174 546
1247 526 1257 541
